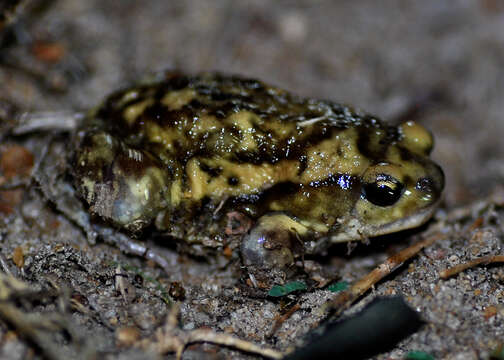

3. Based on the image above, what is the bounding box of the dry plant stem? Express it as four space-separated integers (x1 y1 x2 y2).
0 303 67 360
0 251 17 276
146 304 284 360
183 329 284 360
269 303 301 337
440 255 504 279
13 111 81 135
0 180 28 190
321 233 444 317
0 274 95 360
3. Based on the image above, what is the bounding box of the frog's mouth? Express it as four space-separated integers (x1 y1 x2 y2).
330 200 441 243
369 201 440 238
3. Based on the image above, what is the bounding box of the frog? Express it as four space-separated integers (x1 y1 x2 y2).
71 72 444 284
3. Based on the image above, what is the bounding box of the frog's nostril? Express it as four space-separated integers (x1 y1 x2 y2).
416 177 434 193
416 163 445 198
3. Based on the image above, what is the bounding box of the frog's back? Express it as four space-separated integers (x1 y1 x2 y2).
92 73 382 163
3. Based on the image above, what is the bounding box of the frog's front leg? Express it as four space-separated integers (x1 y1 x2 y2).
240 213 314 280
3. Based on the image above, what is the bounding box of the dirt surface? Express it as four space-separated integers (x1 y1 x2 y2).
1 1 504 359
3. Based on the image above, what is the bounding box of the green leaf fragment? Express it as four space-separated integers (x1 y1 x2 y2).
268 281 307 297
491 344 504 360
405 351 435 360
327 281 349 293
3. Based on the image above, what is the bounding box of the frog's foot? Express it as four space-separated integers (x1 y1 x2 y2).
73 130 172 233
240 213 312 286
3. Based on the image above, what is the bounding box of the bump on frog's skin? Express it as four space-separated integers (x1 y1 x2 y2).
72 72 444 276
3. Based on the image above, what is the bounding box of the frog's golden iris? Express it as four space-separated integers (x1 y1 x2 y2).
72 73 444 276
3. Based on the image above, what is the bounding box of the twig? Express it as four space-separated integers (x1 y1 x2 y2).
0 274 97 360
268 303 301 338
184 329 283 359
12 111 81 135
0 250 18 277
319 232 444 318
0 303 66 360
440 255 504 279
0 180 30 190
114 265 136 303
142 304 284 359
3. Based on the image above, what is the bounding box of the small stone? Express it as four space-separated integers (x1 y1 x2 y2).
116 326 141 347
12 247 24 268
484 305 497 320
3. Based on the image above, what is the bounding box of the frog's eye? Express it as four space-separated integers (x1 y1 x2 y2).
362 174 404 207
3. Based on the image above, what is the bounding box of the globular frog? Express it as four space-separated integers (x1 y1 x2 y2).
72 73 444 282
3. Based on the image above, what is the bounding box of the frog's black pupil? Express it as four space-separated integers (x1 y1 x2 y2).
362 178 403 207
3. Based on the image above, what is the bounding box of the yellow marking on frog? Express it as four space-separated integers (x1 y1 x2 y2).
189 115 221 135
185 157 299 201
268 186 341 229
299 219 329 233
259 213 311 237
299 128 369 183
267 194 333 233
223 111 259 152
144 122 181 151
161 88 196 110
170 179 182 207
77 132 115 164
118 90 140 107
144 114 221 153
123 99 154 126
261 118 297 138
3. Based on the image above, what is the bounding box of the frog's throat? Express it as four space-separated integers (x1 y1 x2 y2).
329 200 440 243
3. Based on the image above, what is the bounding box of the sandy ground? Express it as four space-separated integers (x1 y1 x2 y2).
1 1 504 359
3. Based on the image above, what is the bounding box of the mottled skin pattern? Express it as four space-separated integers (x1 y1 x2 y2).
72 73 444 275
